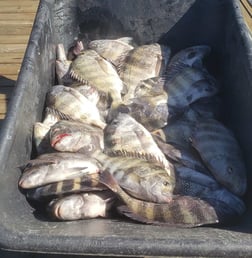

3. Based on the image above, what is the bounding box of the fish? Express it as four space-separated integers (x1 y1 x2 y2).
69 49 126 109
55 43 75 86
151 118 195 148
18 152 102 189
88 37 134 66
186 96 222 121
191 119 247 196
119 43 171 101
134 76 168 99
73 84 100 106
67 40 84 60
46 85 106 129
164 67 219 110
33 122 54 155
26 174 106 201
174 165 246 223
99 170 219 227
166 45 211 80
48 190 115 221
104 113 170 169
153 135 210 175
93 150 175 203
49 120 104 154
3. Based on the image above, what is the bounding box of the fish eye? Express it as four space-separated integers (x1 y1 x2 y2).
163 181 170 186
227 166 233 174
187 51 196 59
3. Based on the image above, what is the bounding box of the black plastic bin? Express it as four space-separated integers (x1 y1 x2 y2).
0 0 252 256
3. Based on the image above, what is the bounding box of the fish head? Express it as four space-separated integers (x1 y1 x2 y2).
141 171 175 203
208 154 247 196
171 45 211 68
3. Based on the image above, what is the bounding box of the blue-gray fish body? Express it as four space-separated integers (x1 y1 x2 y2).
191 119 247 196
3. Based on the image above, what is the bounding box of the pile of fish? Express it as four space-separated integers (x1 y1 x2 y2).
18 37 247 227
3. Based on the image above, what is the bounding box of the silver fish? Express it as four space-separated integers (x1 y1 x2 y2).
48 191 115 221
164 67 219 109
19 152 102 189
104 112 170 170
93 150 175 203
99 170 218 227
70 49 126 109
49 120 104 154
119 43 171 101
88 37 134 66
191 119 247 196
46 85 106 129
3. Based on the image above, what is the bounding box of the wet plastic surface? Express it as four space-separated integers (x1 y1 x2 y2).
0 0 252 256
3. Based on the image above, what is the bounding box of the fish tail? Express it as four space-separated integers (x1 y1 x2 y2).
99 170 119 193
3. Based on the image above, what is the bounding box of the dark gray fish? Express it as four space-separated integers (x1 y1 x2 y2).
166 45 211 80
191 119 247 196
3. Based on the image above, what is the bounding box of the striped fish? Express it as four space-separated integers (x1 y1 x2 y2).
46 85 106 129
166 45 211 80
92 150 175 203
99 170 219 227
48 190 115 221
69 49 125 109
119 43 171 102
164 67 218 109
26 174 106 201
191 119 247 196
49 120 104 154
104 113 170 168
18 152 102 189
88 37 134 66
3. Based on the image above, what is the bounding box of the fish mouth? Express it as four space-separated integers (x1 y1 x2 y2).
51 133 71 148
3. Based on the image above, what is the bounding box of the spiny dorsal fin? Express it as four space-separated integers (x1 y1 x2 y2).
108 149 167 169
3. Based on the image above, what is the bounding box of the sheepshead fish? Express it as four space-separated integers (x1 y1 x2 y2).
152 118 195 148
46 85 106 129
93 150 175 203
88 37 134 66
99 170 218 227
174 165 246 223
134 76 167 99
33 122 54 155
18 152 102 189
104 113 170 169
49 120 104 154
164 67 218 109
26 174 106 201
70 49 126 109
191 119 247 196
48 191 115 221
55 44 75 86
119 43 171 101
166 45 211 80
153 135 210 175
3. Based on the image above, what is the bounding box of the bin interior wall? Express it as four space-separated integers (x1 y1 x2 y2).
0 0 251 256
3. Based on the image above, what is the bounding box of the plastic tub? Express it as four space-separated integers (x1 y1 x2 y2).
0 0 252 256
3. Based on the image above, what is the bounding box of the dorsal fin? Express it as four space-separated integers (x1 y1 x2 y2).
108 149 167 169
